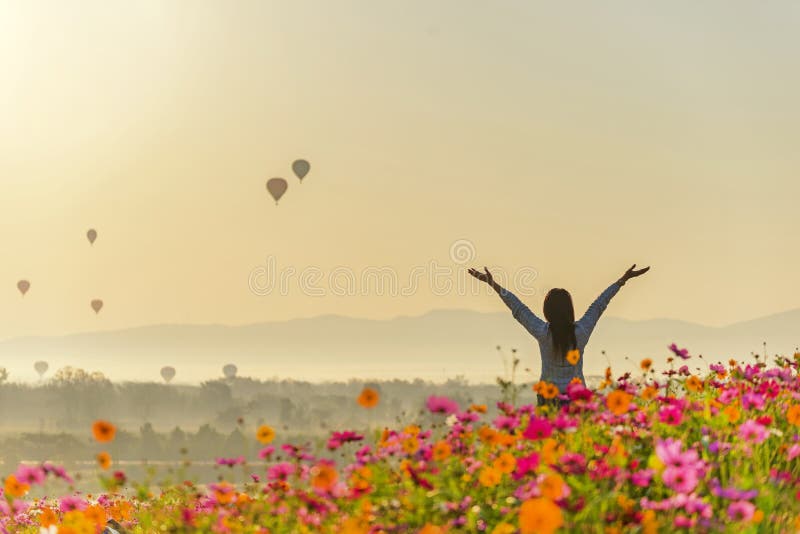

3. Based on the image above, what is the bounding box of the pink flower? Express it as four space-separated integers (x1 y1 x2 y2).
267 462 296 481
258 446 276 460
662 466 698 494
15 465 45 486
727 500 756 521
738 419 768 444
59 496 87 512
426 395 460 415
787 444 800 461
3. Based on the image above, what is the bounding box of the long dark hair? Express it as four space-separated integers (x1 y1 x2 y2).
543 288 576 359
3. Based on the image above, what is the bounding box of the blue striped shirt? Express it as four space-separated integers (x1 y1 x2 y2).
499 282 621 393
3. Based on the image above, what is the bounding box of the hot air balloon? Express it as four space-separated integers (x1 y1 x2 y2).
87 229 98 245
160 366 176 383
223 364 238 380
292 159 310 182
17 280 30 297
34 361 49 378
91 299 104 314
266 178 288 204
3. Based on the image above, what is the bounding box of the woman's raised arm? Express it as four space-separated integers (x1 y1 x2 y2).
468 267 548 340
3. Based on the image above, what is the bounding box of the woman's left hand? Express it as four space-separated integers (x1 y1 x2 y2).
619 264 650 285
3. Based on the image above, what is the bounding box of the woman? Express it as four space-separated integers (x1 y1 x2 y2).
468 264 649 407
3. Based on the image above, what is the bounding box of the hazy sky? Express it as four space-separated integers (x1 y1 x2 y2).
2 1 799 340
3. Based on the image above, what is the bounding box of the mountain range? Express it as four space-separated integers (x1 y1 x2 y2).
0 308 797 384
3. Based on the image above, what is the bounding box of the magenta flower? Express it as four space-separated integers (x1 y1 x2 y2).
522 416 553 440
631 469 654 487
668 343 691 360
658 405 683 426
426 395 460 415
327 430 365 450
512 452 540 481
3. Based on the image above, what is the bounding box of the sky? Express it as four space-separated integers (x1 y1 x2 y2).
1 1 799 340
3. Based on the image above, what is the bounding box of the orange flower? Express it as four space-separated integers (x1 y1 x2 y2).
4 475 29 498
256 425 275 444
723 405 741 424
640 358 653 372
92 420 116 443
401 436 419 455
493 452 516 474
539 473 565 500
519 497 564 534
404 424 421 436
605 367 613 381
536 381 558 400
478 425 497 443
685 375 703 393
357 387 379 408
311 462 338 492
641 386 658 401
84 505 107 527
606 390 632 416
565 349 580 366
38 508 58 527
96 451 112 470
433 441 452 462
478 466 501 487
213 481 236 504
419 525 447 534
787 405 800 426
470 404 487 413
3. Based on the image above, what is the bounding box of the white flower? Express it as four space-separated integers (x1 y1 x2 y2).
445 414 458 427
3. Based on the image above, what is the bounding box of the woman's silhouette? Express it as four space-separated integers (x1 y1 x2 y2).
469 264 649 406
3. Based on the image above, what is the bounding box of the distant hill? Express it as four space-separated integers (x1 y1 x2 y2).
0 309 797 384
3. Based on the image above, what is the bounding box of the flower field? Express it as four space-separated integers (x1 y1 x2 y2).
3 347 800 533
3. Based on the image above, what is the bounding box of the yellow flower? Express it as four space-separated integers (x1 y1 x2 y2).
566 349 580 365
519 497 564 534
256 424 275 444
491 523 515 534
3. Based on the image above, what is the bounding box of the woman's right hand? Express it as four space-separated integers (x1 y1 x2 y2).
468 267 494 285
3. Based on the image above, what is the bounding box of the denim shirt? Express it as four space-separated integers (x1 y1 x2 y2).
500 282 621 393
